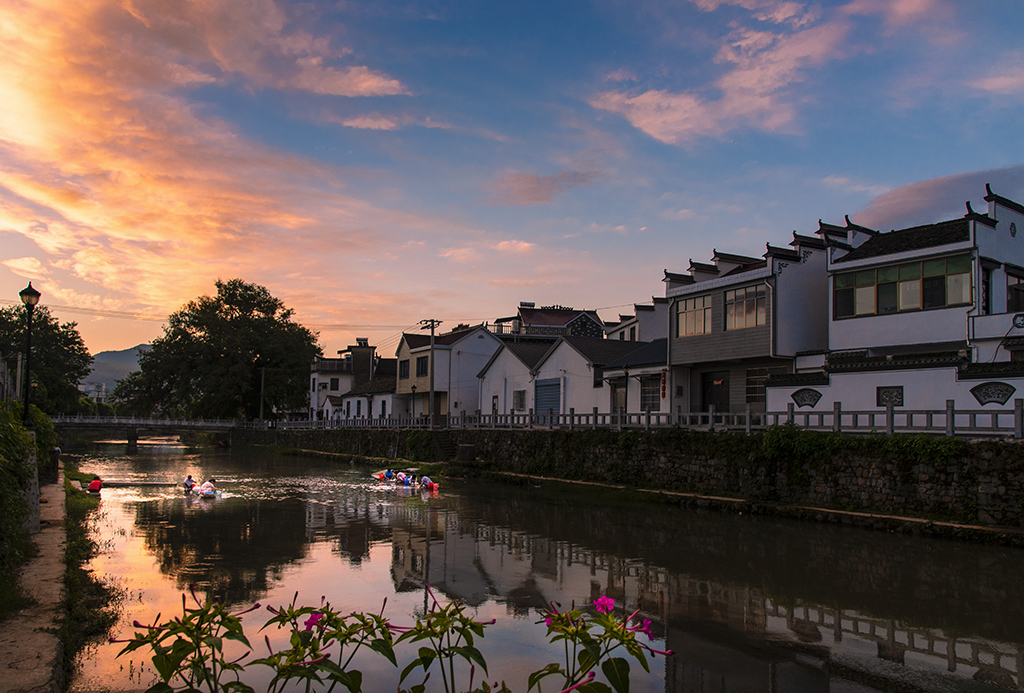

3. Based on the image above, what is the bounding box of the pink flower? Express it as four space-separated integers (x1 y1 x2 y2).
629 618 654 639
593 595 615 614
304 612 324 631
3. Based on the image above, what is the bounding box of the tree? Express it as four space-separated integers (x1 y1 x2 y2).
0 305 93 414
113 279 320 419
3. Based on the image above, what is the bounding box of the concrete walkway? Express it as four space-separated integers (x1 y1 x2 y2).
1 479 66 693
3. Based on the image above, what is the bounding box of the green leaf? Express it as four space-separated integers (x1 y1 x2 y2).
602 657 630 693
527 663 563 691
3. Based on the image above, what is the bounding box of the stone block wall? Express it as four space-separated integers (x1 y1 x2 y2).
234 427 1024 528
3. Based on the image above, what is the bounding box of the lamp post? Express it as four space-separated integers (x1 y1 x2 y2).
410 385 417 420
19 282 41 428
621 365 631 425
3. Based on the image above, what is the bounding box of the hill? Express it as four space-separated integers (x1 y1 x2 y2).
83 344 151 391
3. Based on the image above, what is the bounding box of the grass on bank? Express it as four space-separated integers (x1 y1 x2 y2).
61 460 123 679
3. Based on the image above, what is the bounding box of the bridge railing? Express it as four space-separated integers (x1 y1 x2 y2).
51 398 1024 438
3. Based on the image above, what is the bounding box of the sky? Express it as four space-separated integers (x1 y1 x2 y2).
2 0 1024 358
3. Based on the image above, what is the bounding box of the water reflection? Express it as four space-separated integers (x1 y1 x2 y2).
70 444 1024 692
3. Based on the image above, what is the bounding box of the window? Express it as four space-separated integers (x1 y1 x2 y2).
512 390 526 410
629 326 636 341
380 401 387 418
618 332 624 340
1009 274 1024 312
345 401 350 417
834 254 972 319
399 360 410 379
677 295 712 336
416 356 429 377
640 377 660 411
356 400 361 417
725 286 766 330
745 367 788 404
330 377 339 391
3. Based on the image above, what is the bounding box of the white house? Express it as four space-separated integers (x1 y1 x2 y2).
529 336 650 420
396 324 504 422
601 339 670 414
604 298 669 342
477 338 558 415
664 235 830 414
768 185 1024 414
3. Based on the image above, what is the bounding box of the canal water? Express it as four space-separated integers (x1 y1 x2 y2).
67 441 1024 693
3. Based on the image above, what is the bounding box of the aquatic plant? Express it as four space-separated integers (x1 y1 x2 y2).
115 587 671 693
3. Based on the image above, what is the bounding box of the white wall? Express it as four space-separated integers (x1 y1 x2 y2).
767 367 1024 412
533 344 609 415
446 330 503 418
774 250 828 355
478 347 535 414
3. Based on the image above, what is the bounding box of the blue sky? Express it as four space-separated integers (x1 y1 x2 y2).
1 0 1023 355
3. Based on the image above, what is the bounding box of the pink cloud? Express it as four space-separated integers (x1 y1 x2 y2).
486 170 601 205
851 166 1024 231
591 18 849 143
494 240 535 253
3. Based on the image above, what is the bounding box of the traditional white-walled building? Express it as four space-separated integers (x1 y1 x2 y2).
476 338 557 415
395 324 503 422
528 336 650 420
768 185 1024 414
664 235 830 415
604 298 669 342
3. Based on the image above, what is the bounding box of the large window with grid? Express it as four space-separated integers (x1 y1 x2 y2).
640 377 661 411
834 254 972 319
677 295 712 336
725 286 766 330
745 367 788 404
416 356 429 377
1009 273 1024 312
512 390 526 410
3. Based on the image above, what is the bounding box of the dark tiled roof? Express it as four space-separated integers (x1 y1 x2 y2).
959 361 1024 379
833 218 971 263
826 350 967 372
519 306 601 327
502 341 553 369
663 270 694 284
374 358 397 376
985 183 1024 216
765 244 800 260
352 374 396 395
559 336 651 367
713 250 761 265
720 260 767 276
402 324 486 349
791 233 827 250
765 372 829 386
604 339 667 369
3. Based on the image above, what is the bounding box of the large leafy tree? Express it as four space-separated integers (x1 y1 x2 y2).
114 279 320 419
0 305 93 414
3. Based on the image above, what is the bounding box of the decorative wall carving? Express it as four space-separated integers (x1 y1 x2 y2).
970 381 1016 406
876 386 904 407
791 388 822 408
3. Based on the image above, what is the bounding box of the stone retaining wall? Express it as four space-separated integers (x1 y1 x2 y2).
233 427 1024 528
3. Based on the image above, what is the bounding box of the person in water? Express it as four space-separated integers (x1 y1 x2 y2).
198 478 217 495
419 475 432 487
87 476 103 493
183 475 196 494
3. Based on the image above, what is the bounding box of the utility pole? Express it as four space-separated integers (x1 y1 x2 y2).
259 367 266 421
419 319 442 429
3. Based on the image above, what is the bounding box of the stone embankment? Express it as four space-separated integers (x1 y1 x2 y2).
235 426 1024 541
2 479 65 693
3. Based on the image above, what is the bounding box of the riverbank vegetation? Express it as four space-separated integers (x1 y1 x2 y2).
0 407 37 622
61 460 122 679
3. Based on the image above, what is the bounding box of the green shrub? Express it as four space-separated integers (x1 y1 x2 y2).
0 404 36 622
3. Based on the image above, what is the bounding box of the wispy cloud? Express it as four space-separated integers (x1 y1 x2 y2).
852 166 1024 231
591 0 967 144
1 256 49 277
485 170 601 205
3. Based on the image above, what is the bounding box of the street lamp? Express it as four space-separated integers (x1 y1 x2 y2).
410 385 417 418
19 282 41 428
621 365 631 424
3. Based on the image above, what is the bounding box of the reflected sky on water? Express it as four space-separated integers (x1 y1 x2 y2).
68 442 1024 692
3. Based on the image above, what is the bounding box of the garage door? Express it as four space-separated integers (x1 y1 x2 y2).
534 378 561 424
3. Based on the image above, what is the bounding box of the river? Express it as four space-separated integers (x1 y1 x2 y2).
67 440 1024 693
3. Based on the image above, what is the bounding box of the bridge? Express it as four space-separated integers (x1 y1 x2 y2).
51 416 245 449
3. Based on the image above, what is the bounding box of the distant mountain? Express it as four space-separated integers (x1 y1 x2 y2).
83 344 151 391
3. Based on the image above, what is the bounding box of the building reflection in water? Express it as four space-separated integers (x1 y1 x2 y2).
127 471 1024 692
